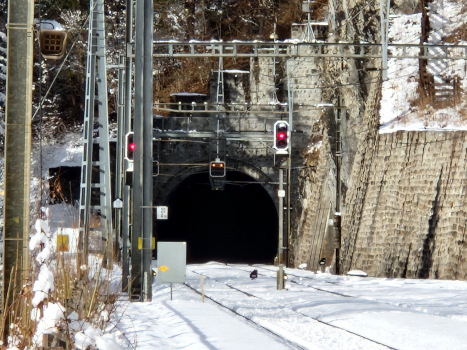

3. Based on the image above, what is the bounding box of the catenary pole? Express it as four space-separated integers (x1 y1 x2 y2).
131 0 144 297
122 0 134 293
115 55 125 263
142 0 154 301
2 0 34 340
286 59 294 267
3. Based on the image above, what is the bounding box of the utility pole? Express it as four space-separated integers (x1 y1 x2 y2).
2 0 34 339
142 0 154 302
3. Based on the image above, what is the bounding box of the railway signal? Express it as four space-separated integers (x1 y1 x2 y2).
273 121 289 167
209 158 226 190
210 160 226 177
274 121 289 151
125 132 135 161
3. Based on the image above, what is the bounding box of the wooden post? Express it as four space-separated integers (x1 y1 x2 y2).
201 276 205 302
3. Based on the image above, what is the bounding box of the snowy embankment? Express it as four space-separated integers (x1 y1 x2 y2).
380 0 467 133
114 262 467 350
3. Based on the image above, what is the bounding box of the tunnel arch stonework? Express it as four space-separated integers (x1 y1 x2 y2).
152 51 342 270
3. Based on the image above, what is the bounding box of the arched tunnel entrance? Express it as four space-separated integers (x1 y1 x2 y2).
156 171 278 264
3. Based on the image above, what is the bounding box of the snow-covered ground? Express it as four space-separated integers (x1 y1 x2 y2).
113 262 467 350
380 0 467 133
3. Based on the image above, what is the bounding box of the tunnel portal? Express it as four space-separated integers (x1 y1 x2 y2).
156 171 278 264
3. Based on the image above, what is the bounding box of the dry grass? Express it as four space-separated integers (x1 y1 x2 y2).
443 23 467 43
153 0 305 102
0 235 126 349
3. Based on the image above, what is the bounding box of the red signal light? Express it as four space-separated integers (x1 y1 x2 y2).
126 132 135 161
274 121 289 150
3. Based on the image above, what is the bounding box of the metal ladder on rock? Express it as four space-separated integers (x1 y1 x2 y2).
79 0 113 267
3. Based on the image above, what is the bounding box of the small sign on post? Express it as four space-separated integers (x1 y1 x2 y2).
113 198 123 209
157 242 186 284
156 206 168 220
56 235 69 252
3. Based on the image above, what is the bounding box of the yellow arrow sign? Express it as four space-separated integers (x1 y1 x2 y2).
158 265 169 272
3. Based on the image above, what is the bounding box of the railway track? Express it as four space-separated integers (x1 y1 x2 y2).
186 265 395 350
227 264 354 298
182 277 308 350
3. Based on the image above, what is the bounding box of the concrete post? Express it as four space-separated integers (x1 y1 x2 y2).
2 0 34 339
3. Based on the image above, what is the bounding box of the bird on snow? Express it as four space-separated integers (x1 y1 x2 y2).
250 270 258 279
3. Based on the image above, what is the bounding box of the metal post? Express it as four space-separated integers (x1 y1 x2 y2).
286 60 294 267
79 0 113 272
380 0 390 80
79 0 97 270
142 0 154 302
278 168 284 266
2 0 34 338
122 0 133 292
277 264 285 290
115 55 125 262
131 0 144 296
334 96 342 274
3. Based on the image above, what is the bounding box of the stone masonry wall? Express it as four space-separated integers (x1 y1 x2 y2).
342 131 467 279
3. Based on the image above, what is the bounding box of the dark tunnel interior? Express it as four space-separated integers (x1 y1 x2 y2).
156 171 278 264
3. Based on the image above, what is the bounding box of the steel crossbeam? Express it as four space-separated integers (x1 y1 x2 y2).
152 130 309 140
154 131 274 139
153 103 344 115
152 41 467 60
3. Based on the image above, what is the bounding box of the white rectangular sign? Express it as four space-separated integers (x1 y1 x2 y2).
157 242 186 283
157 206 168 220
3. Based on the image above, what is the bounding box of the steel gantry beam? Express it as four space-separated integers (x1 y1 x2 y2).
153 103 345 115
152 41 467 60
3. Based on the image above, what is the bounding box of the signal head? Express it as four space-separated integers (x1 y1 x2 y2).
125 132 135 161
274 121 289 151
210 161 226 177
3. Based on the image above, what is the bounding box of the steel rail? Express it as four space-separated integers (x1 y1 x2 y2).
188 267 397 350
